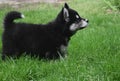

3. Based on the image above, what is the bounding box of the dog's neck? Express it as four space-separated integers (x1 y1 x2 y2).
44 9 76 46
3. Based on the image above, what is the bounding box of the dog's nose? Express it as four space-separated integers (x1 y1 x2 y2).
85 19 89 23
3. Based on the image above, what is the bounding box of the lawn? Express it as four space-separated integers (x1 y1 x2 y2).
0 0 120 81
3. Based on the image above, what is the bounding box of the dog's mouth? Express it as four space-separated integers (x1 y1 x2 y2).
70 19 89 31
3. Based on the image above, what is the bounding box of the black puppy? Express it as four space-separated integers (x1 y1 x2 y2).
2 3 88 60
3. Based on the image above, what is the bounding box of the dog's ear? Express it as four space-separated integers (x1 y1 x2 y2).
64 3 69 9
63 3 70 22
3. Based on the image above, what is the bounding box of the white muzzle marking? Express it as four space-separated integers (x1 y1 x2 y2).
80 20 88 27
70 19 88 31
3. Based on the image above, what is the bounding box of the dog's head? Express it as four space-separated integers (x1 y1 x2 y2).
62 3 89 32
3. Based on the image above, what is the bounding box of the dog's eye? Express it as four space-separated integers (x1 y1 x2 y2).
76 15 79 18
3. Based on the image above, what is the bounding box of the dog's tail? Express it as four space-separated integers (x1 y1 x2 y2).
4 11 24 29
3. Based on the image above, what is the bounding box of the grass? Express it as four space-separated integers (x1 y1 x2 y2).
104 0 120 10
0 0 120 81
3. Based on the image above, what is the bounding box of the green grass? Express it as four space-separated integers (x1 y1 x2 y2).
104 0 120 10
0 0 120 81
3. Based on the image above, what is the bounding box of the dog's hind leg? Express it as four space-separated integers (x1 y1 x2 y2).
2 40 21 60
2 48 21 60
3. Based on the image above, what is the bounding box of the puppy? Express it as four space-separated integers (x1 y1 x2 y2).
2 3 89 60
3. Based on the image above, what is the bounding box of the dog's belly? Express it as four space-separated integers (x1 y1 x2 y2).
17 37 58 57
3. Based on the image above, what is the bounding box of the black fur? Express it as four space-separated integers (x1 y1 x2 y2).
2 3 88 60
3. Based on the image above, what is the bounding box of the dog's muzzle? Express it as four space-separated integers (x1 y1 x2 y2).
70 18 89 31
80 19 89 28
